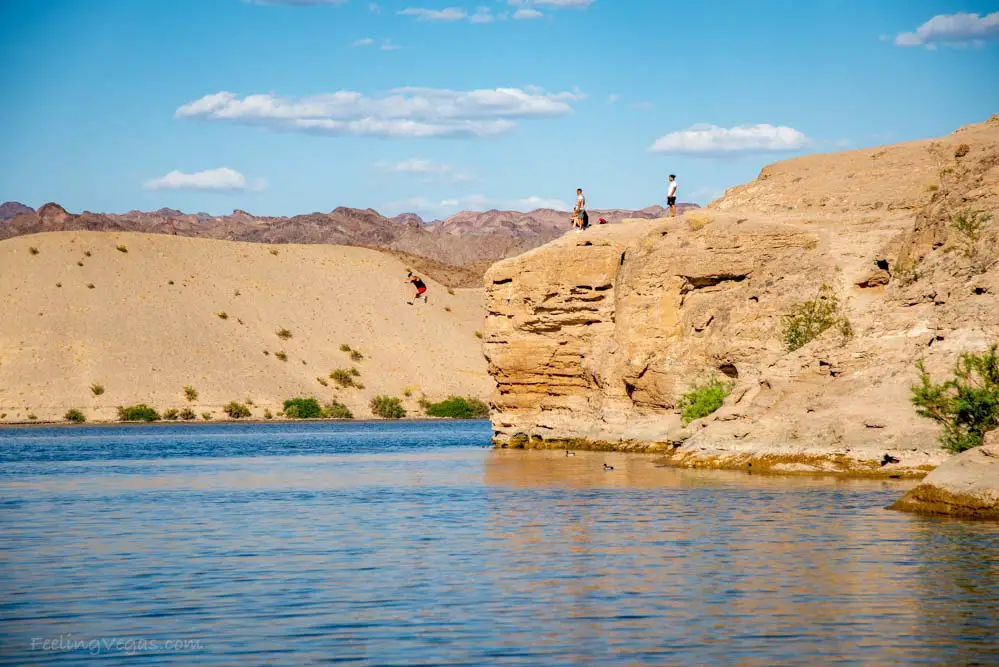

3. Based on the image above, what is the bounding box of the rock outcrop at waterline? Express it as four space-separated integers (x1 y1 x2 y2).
890 431 999 519
482 116 999 476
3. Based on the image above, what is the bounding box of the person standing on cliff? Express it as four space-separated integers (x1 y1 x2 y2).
667 175 678 217
575 188 588 231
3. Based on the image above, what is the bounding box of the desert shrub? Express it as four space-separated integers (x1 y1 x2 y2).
350 350 364 362
277 328 292 340
317 377 329 387
87 283 95 289
330 368 361 388
118 404 160 422
403 388 413 397
911 344 999 454
340 343 352 352
90 383 105 396
163 408 180 421
474 331 483 339
27 413 37 421
418 396 432 410
56 282 62 288
77 261 84 267
444 306 451 312
782 285 853 352
424 396 490 419
223 401 252 419
447 287 455 295
217 311 228 320
233 289 240 296
179 407 196 420
275 351 288 362
184 385 198 402
84 250 92 257
116 244 128 253
64 409 86 423
201 412 213 420
370 395 406 419
283 397 322 419
28 247 39 255
264 409 273 420
322 400 354 419
270 248 279 255
677 377 733 425
954 143 970 158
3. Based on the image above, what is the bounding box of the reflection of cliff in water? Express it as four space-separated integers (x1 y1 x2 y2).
480 449 999 665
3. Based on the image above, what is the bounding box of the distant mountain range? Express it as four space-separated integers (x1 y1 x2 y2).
0 200 698 285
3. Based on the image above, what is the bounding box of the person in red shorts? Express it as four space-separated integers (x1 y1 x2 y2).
407 272 428 305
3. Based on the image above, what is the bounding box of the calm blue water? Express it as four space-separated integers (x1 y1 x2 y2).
1 421 998 666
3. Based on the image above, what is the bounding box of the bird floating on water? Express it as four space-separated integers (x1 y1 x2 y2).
603 463 614 471
565 450 576 457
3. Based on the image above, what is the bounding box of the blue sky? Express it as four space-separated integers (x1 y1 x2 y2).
1 0 997 219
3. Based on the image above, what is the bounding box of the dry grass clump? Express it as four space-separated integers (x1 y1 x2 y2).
685 211 714 231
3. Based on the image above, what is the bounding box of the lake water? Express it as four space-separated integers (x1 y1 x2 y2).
1 421 998 666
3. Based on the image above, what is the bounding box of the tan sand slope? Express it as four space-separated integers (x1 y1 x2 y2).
0 231 490 422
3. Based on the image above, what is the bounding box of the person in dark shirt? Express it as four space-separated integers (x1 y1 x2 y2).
407 273 428 305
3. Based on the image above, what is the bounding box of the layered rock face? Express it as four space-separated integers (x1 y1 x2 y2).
483 117 999 476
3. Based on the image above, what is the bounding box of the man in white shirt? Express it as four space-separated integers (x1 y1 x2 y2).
574 188 588 230
667 175 678 217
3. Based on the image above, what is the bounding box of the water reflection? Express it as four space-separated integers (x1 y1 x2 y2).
1 425 997 666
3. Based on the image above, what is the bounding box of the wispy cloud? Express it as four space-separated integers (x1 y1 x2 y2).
374 158 472 183
398 7 500 23
510 195 570 210
607 93 620 104
143 167 265 191
509 0 593 8
895 11 999 48
352 37 375 46
513 8 543 20
649 123 811 157
176 87 584 139
243 0 348 5
385 193 570 217
380 38 402 50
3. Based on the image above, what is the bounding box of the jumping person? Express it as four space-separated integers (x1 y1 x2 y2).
407 272 428 305
574 188 588 231
667 174 678 217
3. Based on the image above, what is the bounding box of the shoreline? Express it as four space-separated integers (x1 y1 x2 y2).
0 417 490 430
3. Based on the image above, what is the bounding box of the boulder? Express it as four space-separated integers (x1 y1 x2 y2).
889 431 999 519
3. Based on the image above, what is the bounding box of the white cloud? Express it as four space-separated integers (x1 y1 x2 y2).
143 168 265 192
176 87 583 139
398 6 499 23
649 123 811 156
631 100 653 110
380 38 402 50
513 8 543 19
244 0 348 5
368 2 381 11
352 37 375 46
374 158 472 183
508 0 592 8
607 93 620 104
511 196 570 210
895 12 999 47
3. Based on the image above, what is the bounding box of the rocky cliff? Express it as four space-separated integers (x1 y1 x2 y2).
483 116 999 477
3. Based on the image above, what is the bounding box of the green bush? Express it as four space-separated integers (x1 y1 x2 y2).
276 328 292 340
184 385 198 402
179 407 196 420
322 400 354 419
163 408 180 421
350 350 364 362
90 383 105 396
677 377 733 425
424 396 490 419
330 368 361 388
283 397 322 419
29 246 39 255
782 284 853 352
340 343 352 352
912 344 999 453
264 409 273 420
201 412 213 420
370 395 406 419
118 404 160 422
275 351 288 362
951 209 992 259
223 401 252 419
64 409 86 423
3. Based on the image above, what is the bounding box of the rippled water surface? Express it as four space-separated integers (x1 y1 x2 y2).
2 421 998 666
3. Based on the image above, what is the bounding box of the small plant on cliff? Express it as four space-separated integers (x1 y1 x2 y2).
276 328 292 340
179 407 197 421
275 351 288 362
330 368 361 388
283 397 323 419
217 311 228 320
950 209 992 259
184 385 198 402
223 401 252 419
349 349 364 362
28 246 39 255
782 284 853 352
118 404 160 422
64 409 86 423
163 408 180 421
911 344 999 454
90 383 105 396
423 396 489 419
371 395 406 419
677 377 733 425
116 244 128 253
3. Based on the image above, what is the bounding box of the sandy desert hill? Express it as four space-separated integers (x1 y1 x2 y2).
0 231 491 423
